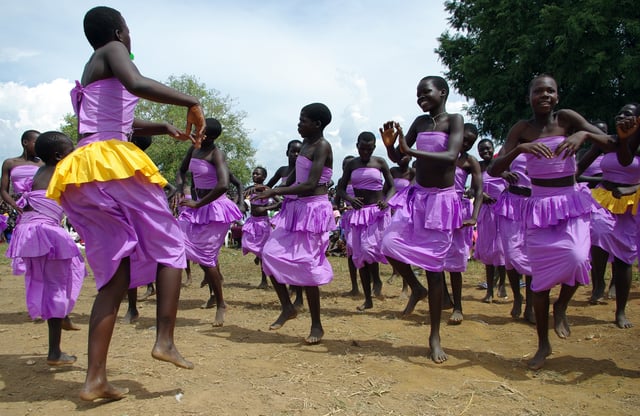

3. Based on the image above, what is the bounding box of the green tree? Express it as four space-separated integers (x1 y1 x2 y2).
436 0 640 141
59 74 255 184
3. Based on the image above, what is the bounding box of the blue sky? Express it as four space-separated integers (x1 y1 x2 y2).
0 0 475 181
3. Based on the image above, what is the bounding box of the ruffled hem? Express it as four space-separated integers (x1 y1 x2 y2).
387 186 409 209
494 191 528 221
6 221 81 260
271 195 336 233
398 185 462 231
592 187 639 215
526 184 595 228
346 204 389 227
179 196 242 224
47 139 167 203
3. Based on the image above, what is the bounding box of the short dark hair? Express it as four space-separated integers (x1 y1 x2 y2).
420 76 449 98
205 118 223 139
528 73 557 93
463 123 478 136
254 166 268 177
301 103 332 128
84 6 123 49
35 131 72 164
287 139 302 152
477 138 494 148
21 129 40 144
357 131 376 144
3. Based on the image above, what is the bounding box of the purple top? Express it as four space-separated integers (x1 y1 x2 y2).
601 153 640 184
71 78 138 146
583 154 604 177
10 165 39 194
416 131 448 152
393 178 411 191
525 136 576 179
454 166 468 195
189 158 218 189
295 156 332 185
509 153 531 188
21 190 64 223
482 171 506 199
351 167 383 191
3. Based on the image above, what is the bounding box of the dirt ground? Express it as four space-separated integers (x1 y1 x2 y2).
0 244 639 416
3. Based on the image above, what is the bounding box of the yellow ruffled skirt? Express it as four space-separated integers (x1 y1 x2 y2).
47 139 167 203
591 187 639 215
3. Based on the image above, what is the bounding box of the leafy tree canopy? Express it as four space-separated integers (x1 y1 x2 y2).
59 74 256 184
436 0 640 141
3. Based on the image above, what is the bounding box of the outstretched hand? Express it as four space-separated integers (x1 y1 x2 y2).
380 121 399 148
186 104 206 148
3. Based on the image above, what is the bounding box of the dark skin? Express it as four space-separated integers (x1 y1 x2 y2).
253 110 333 345
266 142 302 188
177 134 239 327
334 157 360 296
489 75 611 371
1 131 43 214
380 78 464 364
77 12 203 402
28 138 77 366
445 129 483 325
336 139 395 311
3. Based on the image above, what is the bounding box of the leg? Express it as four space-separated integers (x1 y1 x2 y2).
442 274 454 310
483 264 495 303
497 265 507 298
151 264 193 369
203 265 227 327
269 276 297 330
80 258 131 401
387 257 427 316
47 318 76 366
528 289 552 370
343 255 360 296
292 285 304 311
258 265 269 289
182 260 192 287
123 288 139 324
304 286 324 344
523 275 535 324
357 264 373 311
139 283 156 300
448 272 463 324
507 269 523 318
426 271 447 363
371 262 383 297
553 284 578 339
589 245 608 304
612 258 633 328
61 315 80 331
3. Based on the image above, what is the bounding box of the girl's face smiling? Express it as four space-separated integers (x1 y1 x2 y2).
416 79 444 113
477 141 494 162
615 104 638 123
529 76 558 114
252 168 266 185
356 141 375 162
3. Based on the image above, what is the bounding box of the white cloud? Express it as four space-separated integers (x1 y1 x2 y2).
0 48 40 63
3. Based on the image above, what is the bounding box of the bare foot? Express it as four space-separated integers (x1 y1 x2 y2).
122 309 139 324
201 295 216 309
588 293 605 305
356 301 373 312
79 382 129 402
523 307 536 325
429 334 447 363
527 343 552 370
269 307 297 330
151 344 194 369
62 316 80 331
448 309 463 325
608 284 616 299
47 352 77 366
342 289 360 297
511 297 522 318
616 311 633 329
139 286 156 300
257 281 269 290
498 284 508 299
373 281 383 297
482 294 493 304
442 293 453 310
200 279 207 288
212 306 226 327
553 303 571 339
401 287 427 316
304 327 324 344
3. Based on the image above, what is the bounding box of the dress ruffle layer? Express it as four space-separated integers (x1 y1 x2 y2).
526 184 596 228
179 196 243 225
494 191 528 221
6 213 81 260
394 185 462 231
271 195 336 233
345 204 388 227
591 187 639 215
47 139 167 203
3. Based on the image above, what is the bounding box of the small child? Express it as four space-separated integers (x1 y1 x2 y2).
266 139 303 188
6 131 86 366
254 103 335 344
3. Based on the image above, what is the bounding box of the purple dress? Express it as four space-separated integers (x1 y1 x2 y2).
339 184 355 256
241 194 273 258
344 167 391 268
47 78 186 290
494 153 532 275
261 156 335 286
443 165 474 272
474 169 506 266
6 189 86 320
8 164 40 275
381 132 462 272
525 136 593 292
590 153 640 265
179 159 242 267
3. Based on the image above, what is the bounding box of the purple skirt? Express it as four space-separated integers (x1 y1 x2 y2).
262 195 335 286
60 173 186 290
591 205 638 265
381 185 461 272
6 212 86 319
179 195 242 267
340 209 354 256
241 215 271 257
444 198 473 272
526 184 592 292
345 204 391 268
496 192 531 275
474 203 505 266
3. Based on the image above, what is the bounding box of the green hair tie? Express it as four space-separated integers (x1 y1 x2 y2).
129 53 135 61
